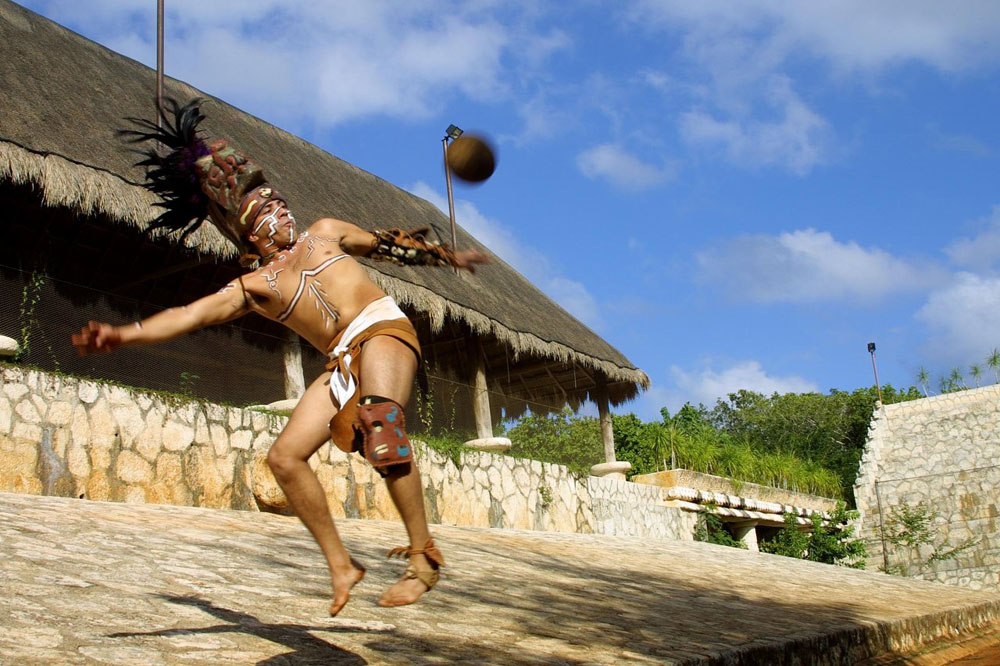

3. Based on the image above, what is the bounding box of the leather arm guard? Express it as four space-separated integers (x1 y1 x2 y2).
367 227 459 268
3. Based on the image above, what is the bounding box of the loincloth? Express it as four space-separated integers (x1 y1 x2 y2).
326 296 420 453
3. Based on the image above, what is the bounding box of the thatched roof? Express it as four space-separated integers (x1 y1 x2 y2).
0 0 648 409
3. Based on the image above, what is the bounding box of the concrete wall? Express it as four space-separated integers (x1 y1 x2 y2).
0 365 698 540
854 385 1000 590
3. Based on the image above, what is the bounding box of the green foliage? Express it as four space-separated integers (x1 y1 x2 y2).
694 504 747 549
15 270 58 370
417 432 467 468
610 401 846 498
881 501 979 576
760 502 867 568
178 371 200 397
708 385 921 500
501 407 603 475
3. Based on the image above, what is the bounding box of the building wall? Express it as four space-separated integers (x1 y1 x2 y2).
0 365 697 540
854 385 1000 590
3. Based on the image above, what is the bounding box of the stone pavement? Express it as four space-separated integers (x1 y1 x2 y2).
2 493 1000 665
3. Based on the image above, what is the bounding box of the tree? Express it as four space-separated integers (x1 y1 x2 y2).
970 364 983 388
916 367 930 397
987 349 1000 382
761 502 867 569
503 407 603 474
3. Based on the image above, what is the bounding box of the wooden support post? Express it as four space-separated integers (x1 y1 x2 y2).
596 377 616 463
470 339 492 439
283 329 306 400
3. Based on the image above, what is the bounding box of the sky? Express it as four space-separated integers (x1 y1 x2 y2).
15 1 1000 420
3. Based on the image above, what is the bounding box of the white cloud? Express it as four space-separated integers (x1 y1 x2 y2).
670 360 818 407
406 182 603 329
679 76 830 174
916 273 1000 361
945 205 1000 270
627 1 1000 74
576 143 675 191
20 1 532 129
697 228 944 304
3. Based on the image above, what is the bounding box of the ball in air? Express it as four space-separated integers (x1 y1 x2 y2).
446 134 497 183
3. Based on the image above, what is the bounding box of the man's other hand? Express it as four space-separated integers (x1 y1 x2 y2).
71 321 122 356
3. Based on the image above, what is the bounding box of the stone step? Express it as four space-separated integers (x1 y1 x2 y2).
2 491 1000 665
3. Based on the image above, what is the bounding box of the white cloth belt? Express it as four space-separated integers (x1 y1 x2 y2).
328 296 406 408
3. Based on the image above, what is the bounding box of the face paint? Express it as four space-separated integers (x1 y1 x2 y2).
253 206 284 248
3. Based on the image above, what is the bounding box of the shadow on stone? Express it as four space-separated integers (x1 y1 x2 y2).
108 594 379 665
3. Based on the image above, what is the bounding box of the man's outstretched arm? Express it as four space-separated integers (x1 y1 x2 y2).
72 281 251 356
314 218 490 272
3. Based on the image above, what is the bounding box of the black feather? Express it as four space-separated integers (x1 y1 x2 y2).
120 98 213 239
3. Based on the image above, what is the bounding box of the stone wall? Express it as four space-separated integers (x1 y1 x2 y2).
0 365 697 540
854 385 1000 590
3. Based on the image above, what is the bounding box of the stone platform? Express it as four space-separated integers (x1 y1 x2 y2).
2 492 1000 665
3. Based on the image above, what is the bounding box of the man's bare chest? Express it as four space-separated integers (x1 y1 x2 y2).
252 234 349 327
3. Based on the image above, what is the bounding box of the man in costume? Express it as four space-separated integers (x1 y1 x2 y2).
71 99 487 615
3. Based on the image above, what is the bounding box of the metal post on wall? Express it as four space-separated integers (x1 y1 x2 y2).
874 479 890 572
156 0 164 120
442 124 463 275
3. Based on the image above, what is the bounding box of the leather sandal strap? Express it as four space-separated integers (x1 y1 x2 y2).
404 565 440 590
386 538 445 568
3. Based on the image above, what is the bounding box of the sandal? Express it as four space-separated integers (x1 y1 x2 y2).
386 538 445 590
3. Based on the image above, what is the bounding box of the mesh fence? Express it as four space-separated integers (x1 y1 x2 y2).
1 262 545 436
869 464 1000 582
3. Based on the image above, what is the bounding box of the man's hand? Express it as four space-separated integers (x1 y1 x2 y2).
72 321 123 356
453 249 490 273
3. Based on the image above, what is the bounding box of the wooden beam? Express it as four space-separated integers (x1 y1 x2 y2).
595 376 616 463
469 338 493 438
283 329 306 400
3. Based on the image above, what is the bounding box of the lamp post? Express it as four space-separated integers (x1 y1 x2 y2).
156 0 164 129
868 342 883 405
442 124 463 274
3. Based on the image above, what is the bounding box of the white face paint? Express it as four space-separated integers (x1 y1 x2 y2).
253 204 295 247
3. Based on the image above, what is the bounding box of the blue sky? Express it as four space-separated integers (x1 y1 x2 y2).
17 1 1000 419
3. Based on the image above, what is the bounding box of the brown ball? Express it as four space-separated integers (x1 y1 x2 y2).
446 134 496 183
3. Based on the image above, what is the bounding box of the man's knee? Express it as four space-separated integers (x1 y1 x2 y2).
267 442 301 480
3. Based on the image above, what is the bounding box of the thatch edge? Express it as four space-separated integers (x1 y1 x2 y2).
1 139 649 403
366 269 651 400
0 139 238 258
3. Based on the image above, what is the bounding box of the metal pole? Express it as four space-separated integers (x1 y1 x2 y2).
868 343 883 404
874 480 890 572
156 0 164 127
442 137 459 275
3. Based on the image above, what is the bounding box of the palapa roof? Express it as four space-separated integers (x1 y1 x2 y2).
0 0 648 410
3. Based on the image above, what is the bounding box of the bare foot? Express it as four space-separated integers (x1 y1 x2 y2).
329 558 366 616
377 554 435 608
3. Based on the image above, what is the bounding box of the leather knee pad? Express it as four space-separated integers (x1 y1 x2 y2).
356 396 413 470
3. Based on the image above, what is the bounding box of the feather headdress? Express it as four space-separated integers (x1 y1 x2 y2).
120 98 269 249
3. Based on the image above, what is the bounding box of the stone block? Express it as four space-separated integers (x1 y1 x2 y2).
77 381 100 404
116 450 153 484
250 451 287 510
0 395 11 434
12 422 42 443
14 399 40 424
66 441 90 478
230 430 253 451
162 422 195 452
4 383 28 401
209 424 229 457
0 436 42 494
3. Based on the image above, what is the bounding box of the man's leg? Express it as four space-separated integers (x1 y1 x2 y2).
267 370 364 616
355 336 438 607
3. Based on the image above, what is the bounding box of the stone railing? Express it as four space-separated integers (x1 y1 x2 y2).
633 469 839 551
0 365 697 541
